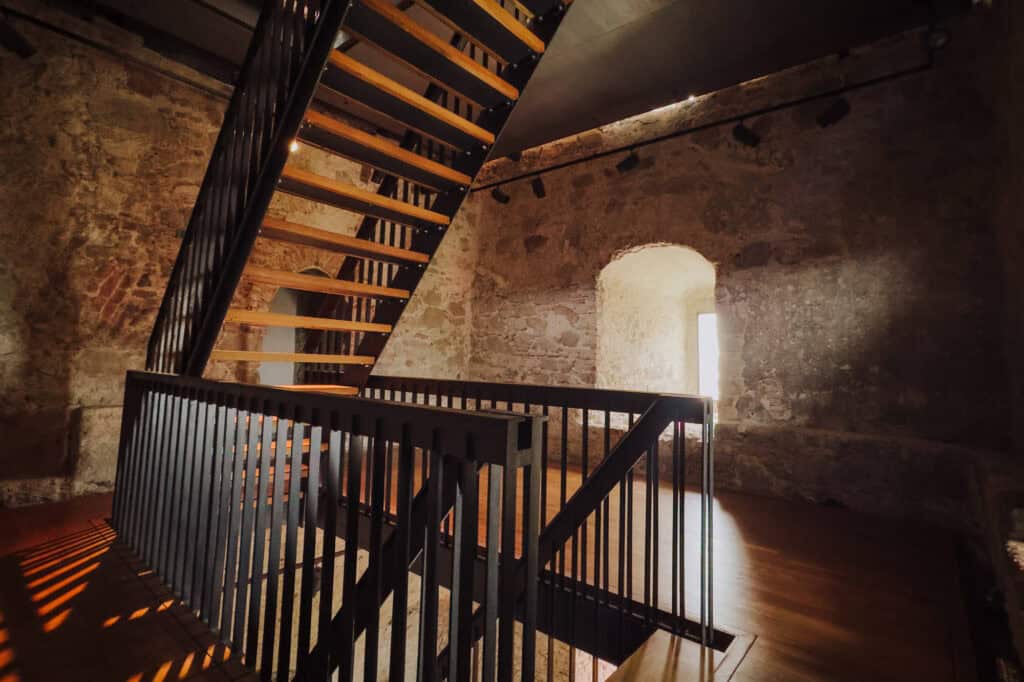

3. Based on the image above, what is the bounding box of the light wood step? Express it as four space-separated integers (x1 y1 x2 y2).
346 0 519 107
279 165 450 226
209 351 375 364
274 384 360 396
243 265 409 300
413 0 545 64
323 51 495 149
301 110 471 191
259 216 430 266
224 309 392 334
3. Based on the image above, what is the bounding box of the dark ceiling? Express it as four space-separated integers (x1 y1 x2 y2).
61 0 970 156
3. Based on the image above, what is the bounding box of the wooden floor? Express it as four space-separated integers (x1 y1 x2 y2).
0 484 975 681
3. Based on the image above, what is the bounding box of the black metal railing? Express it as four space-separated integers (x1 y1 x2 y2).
361 376 723 671
146 0 351 376
112 371 544 681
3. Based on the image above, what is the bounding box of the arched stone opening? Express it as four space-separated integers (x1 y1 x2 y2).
597 244 717 396
258 266 331 385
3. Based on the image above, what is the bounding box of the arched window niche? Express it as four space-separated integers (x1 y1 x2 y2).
258 266 331 386
597 244 717 397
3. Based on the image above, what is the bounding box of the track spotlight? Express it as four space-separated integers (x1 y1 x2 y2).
0 16 35 58
927 26 950 50
531 176 546 198
491 186 511 204
732 122 760 148
616 150 640 173
817 98 850 128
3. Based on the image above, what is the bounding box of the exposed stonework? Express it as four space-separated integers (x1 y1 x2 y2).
0 4 464 505
387 17 1011 528
0 7 225 505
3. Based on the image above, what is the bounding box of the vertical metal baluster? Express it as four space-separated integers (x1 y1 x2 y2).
482 462 501 682
232 401 263 650
497 460 516 682
221 402 248 638
260 408 290 677
522 441 542 682
449 442 479 682
671 419 680 629
181 393 202 602
297 412 322 660
339 423 364 682
202 400 229 626
318 422 342 676
418 431 443 682
277 409 305 681
364 419 387 682
192 396 217 611
388 424 414 681
249 404 275 669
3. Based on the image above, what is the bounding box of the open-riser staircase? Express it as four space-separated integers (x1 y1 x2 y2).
146 0 571 395
123 2 729 680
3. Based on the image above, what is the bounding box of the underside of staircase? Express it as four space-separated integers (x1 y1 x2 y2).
146 0 571 391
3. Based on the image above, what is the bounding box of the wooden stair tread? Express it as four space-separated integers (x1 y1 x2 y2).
243 265 409 299
225 309 392 334
325 51 494 146
260 216 430 265
301 110 471 189
210 350 375 364
279 165 450 226
347 0 519 106
413 0 544 64
275 384 360 396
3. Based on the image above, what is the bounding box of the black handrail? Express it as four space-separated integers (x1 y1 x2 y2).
146 0 352 376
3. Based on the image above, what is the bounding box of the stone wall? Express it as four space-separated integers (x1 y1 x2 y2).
0 4 470 506
0 7 227 505
393 17 1011 528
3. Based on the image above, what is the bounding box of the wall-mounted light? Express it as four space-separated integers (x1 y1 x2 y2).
491 186 511 204
616 149 640 173
531 176 546 198
289 140 300 153
816 97 850 128
732 122 760 148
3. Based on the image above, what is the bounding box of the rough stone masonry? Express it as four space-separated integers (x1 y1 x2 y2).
0 4 1018 532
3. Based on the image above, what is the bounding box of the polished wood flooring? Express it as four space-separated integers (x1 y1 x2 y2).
0 478 975 682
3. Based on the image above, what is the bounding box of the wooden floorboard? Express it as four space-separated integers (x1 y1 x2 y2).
0 476 973 681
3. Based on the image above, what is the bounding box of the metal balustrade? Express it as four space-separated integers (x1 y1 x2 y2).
112 371 544 681
361 376 724 670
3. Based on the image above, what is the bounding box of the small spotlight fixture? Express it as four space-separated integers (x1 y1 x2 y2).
927 26 951 50
687 94 697 103
816 97 850 128
732 122 760 148
616 149 640 173
491 186 511 204
531 176 546 198
289 139 300 153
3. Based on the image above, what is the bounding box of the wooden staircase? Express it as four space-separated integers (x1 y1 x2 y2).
147 0 572 394
145 0 569 385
